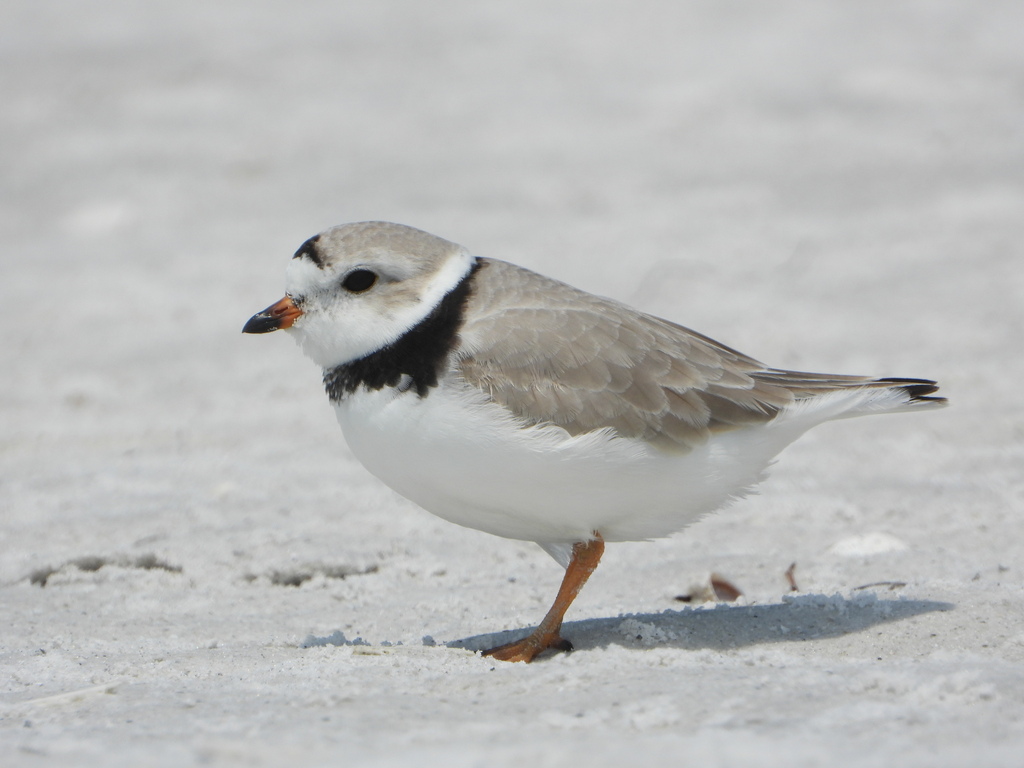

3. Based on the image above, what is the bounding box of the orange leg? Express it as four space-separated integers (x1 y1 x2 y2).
482 535 605 663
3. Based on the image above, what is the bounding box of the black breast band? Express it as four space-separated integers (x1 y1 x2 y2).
323 260 481 401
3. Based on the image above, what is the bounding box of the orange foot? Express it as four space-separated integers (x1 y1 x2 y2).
482 632 574 663
480 536 605 663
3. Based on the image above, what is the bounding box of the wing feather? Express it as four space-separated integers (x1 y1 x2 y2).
455 259 915 450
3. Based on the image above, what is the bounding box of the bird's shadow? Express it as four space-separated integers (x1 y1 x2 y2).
448 594 953 656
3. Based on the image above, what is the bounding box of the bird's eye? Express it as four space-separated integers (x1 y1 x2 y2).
341 269 378 293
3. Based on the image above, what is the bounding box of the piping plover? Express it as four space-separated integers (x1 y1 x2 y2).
243 221 946 662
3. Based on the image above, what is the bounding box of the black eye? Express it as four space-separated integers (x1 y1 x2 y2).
342 269 378 293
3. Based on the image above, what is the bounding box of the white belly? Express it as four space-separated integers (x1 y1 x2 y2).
333 379 821 545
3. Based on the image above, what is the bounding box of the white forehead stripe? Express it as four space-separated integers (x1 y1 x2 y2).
284 254 328 298
282 238 477 370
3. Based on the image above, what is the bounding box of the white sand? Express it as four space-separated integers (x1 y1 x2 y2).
3 2 1023 765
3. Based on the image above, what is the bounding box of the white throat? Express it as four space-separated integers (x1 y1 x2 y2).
286 246 477 370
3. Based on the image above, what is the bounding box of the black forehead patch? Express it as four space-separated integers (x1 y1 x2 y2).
292 234 323 267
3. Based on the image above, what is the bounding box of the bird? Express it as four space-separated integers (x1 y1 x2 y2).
243 221 946 663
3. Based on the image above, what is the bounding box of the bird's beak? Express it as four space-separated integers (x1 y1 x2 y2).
242 296 303 334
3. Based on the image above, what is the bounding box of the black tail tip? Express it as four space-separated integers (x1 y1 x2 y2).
877 377 946 405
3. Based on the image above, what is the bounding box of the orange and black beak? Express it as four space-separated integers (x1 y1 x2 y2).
242 296 303 334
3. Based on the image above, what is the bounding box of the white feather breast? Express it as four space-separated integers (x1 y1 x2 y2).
331 376 833 545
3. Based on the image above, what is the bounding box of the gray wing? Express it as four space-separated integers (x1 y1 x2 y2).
455 259 887 450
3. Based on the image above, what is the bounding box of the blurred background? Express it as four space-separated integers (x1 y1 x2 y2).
3 0 1023 627
3 2 1024 763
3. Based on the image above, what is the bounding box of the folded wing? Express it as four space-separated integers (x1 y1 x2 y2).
456 259 943 451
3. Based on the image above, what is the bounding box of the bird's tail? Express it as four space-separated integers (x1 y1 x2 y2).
752 370 947 422
843 377 947 416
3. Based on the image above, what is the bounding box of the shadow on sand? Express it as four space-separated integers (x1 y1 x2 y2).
448 594 954 657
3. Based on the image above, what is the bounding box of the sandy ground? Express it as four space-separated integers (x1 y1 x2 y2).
3 1 1024 766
